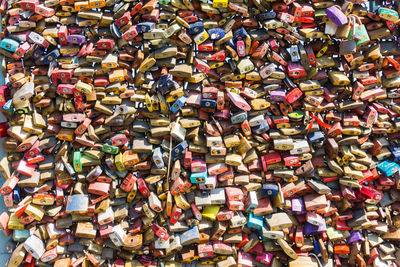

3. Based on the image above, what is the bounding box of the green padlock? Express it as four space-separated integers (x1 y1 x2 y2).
73 150 82 173
15 108 29 114
288 111 304 121
378 7 399 21
13 229 30 242
102 143 119 155
348 15 370 46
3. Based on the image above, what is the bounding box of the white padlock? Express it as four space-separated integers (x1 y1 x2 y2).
23 234 45 259
109 224 126 247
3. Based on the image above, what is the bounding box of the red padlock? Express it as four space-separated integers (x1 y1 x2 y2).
151 224 169 241
137 178 151 197
170 205 182 224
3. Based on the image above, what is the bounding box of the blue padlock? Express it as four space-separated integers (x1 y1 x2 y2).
386 162 399 177
258 11 276 20
262 183 279 196
200 99 216 109
42 49 60 64
308 131 325 143
167 79 180 91
180 226 199 245
171 140 189 158
248 114 265 127
226 39 236 50
378 161 390 175
110 23 122 38
208 28 225 40
390 146 400 159
137 22 156 33
65 194 89 214
253 120 270 134
231 111 247 124
157 74 179 94
171 96 187 113
313 238 321 254
3 99 14 115
233 26 248 40
377 160 389 169
13 187 20 203
247 212 264 230
0 38 19 52
377 160 399 177
157 74 172 94
190 171 207 184
188 21 204 35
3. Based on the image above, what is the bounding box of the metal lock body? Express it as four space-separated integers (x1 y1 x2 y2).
23 235 45 259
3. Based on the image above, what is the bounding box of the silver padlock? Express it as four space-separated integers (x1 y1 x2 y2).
290 45 300 62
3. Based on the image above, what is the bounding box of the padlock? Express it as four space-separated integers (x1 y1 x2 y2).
23 235 45 259
109 224 126 247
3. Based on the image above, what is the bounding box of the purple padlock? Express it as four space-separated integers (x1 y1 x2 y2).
347 231 363 244
291 198 305 214
270 89 286 102
67 35 86 45
128 210 141 220
325 6 348 26
304 221 326 235
214 108 229 120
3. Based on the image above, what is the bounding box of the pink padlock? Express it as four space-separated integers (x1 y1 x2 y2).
198 243 214 258
237 251 253 267
225 187 244 201
227 200 244 211
191 159 206 173
110 133 129 146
